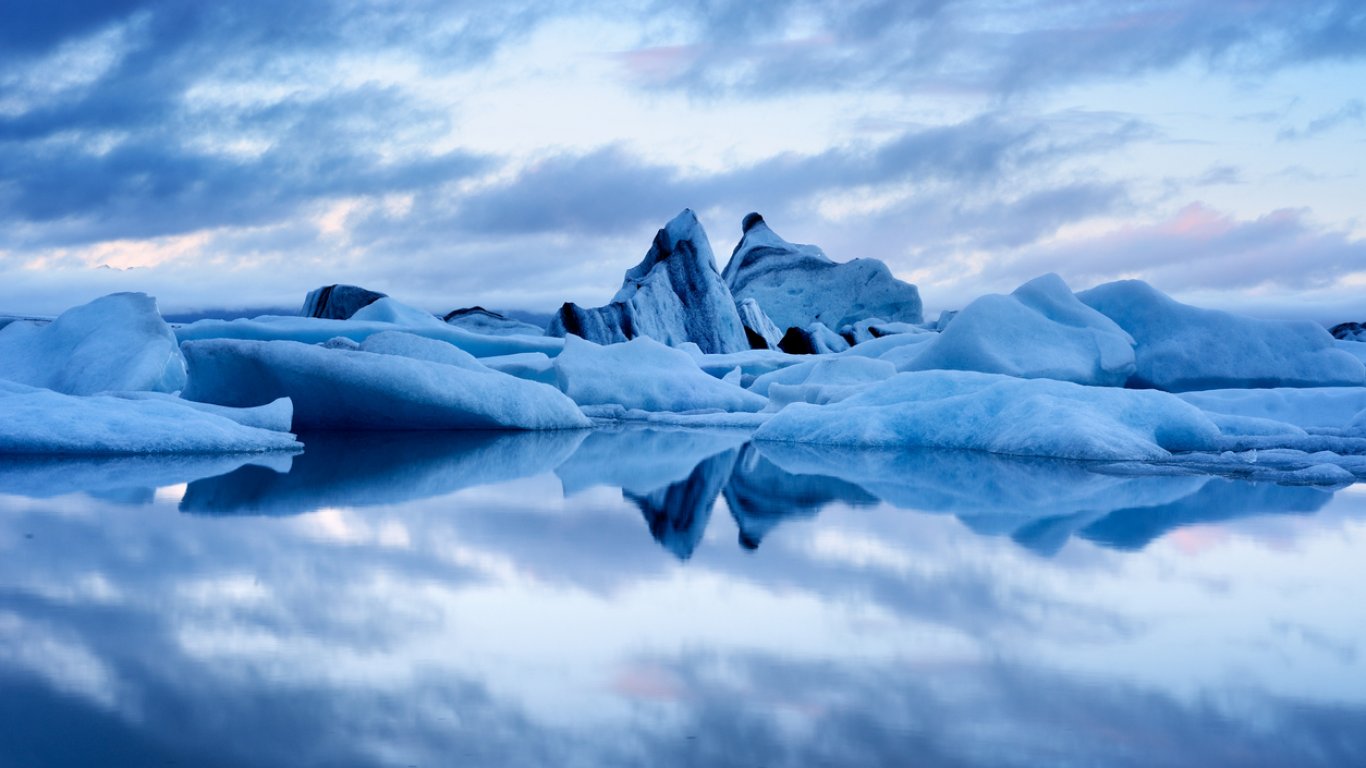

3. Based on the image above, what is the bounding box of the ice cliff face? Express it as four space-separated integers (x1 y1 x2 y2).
548 209 750 354
722 213 923 332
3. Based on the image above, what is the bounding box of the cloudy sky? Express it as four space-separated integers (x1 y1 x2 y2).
1 0 1363 320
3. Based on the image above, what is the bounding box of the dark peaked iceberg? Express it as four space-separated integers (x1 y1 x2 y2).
548 210 750 354
723 213 923 332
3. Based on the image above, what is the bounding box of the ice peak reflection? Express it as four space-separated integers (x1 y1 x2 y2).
0 426 1349 558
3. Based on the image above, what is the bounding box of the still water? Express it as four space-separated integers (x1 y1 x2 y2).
1 427 1363 767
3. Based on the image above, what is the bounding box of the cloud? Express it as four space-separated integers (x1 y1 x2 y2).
998 202 1366 296
620 0 1366 99
1278 99 1365 141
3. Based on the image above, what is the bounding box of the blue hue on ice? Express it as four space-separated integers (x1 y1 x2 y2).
1079 279 1365 391
548 209 750 354
0 292 186 395
181 338 590 431
553 335 767 414
723 212 923 330
754 370 1222 460
175 310 565 358
0 380 300 454
903 274 1136 386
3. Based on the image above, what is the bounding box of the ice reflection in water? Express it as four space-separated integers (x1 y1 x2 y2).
1 427 1364 767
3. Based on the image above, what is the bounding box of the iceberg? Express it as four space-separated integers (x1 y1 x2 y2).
300 284 387 320
443 307 546 336
749 356 898 409
553 335 766 414
1078 279 1364 391
723 212 922 331
180 339 590 430
754 370 1222 461
0 292 186 395
547 209 750 354
902 274 1136 386
0 380 299 455
1178 388 1366 432
175 312 564 358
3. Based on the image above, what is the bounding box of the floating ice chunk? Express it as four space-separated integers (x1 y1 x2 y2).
723 212 922 330
548 209 750 354
840 330 938 363
1334 339 1366 365
553 335 767 413
348 297 443 326
577 405 770 429
357 330 488 371
480 352 557 385
0 380 300 455
685 348 804 387
749 356 897 411
754 370 1222 461
0 292 186 395
110 392 294 432
176 314 564 358
181 339 590 430
841 318 924 345
301 284 386 319
903 274 1136 386
1179 387 1366 432
1079 279 1364 390
443 307 546 336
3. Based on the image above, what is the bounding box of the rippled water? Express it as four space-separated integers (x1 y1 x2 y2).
2 428 1364 767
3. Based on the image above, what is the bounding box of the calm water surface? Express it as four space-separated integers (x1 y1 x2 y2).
1 427 1364 767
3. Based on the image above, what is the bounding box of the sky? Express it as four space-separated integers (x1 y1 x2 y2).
1 0 1364 321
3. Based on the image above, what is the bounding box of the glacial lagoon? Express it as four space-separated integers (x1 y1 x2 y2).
2 429 1364 767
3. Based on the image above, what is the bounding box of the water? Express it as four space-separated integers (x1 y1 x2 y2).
2 428 1364 767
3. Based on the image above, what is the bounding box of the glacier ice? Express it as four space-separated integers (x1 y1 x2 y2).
181 338 590 430
1079 279 1364 391
548 209 750 354
0 292 186 395
723 212 922 331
